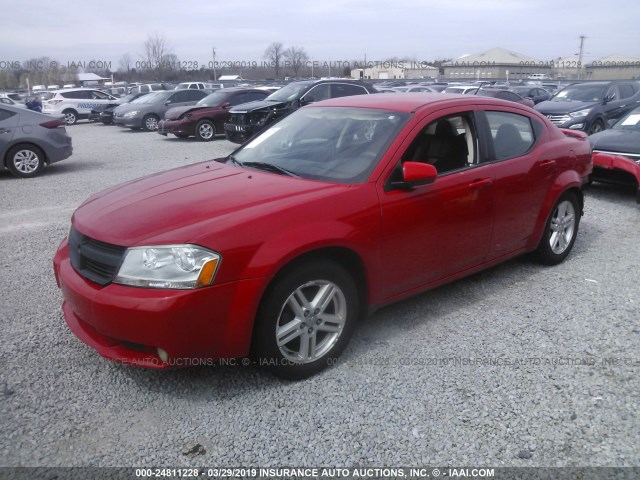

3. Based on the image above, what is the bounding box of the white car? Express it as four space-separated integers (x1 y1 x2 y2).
41 88 117 125
0 94 27 109
442 85 479 95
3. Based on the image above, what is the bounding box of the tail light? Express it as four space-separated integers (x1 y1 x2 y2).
40 120 66 129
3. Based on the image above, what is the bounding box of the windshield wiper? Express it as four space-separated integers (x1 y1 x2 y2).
242 161 299 177
227 154 243 167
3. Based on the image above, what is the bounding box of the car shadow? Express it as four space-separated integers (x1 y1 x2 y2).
587 181 638 205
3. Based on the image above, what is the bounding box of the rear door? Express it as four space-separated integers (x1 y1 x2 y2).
478 108 555 258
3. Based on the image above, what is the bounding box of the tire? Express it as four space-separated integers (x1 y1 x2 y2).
195 120 216 141
535 191 580 265
62 109 78 125
6 144 45 178
142 114 159 132
587 119 604 135
252 259 359 379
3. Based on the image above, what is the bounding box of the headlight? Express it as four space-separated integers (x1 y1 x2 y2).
569 108 592 118
114 245 221 289
123 110 140 118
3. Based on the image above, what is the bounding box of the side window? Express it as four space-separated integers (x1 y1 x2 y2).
0 98 13 104
251 91 269 101
618 84 634 100
61 91 87 99
400 113 477 175
91 90 109 99
486 111 536 161
0 108 17 121
497 91 521 102
302 84 330 103
187 90 207 101
140 85 150 93
331 83 368 98
170 91 191 103
189 84 198 89
229 93 247 106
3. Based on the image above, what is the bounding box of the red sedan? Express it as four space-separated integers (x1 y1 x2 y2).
157 88 268 141
53 94 592 379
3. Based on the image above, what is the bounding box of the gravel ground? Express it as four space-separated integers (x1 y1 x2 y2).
0 122 638 468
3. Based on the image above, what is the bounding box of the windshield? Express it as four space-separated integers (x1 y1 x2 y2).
265 83 310 102
131 92 168 104
118 93 139 104
197 90 229 106
175 83 189 90
613 107 640 131
551 84 607 102
230 107 409 184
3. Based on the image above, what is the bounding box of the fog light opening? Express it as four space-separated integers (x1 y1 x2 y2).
157 348 169 362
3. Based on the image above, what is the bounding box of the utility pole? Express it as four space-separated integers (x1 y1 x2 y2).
577 36 586 80
212 47 217 81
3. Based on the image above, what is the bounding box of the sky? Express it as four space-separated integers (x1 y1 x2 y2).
1 0 639 69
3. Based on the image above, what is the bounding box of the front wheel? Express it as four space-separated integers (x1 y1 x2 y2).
142 114 159 132
252 260 359 379
588 120 604 135
195 120 216 141
535 192 580 265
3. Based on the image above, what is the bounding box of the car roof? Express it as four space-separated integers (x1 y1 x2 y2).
310 92 522 113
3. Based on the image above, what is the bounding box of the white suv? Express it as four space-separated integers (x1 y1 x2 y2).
42 88 117 125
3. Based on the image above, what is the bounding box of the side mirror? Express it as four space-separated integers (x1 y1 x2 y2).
163 101 170 106
387 162 437 191
603 93 615 104
299 97 314 106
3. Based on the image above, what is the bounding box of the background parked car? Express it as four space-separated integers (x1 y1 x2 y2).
0 94 26 109
158 88 268 141
475 88 535 108
391 86 438 93
41 88 117 125
535 81 640 134
443 85 479 95
0 104 72 178
128 83 172 94
224 79 376 143
509 86 551 104
589 105 640 201
113 90 208 131
88 92 149 125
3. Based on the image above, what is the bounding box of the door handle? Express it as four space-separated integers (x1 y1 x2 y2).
0 129 11 134
538 160 556 169
469 178 493 189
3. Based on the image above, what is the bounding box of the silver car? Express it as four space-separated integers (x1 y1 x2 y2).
0 105 73 178
113 90 208 131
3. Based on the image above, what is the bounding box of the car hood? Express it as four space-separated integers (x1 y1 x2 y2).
72 161 347 247
229 99 286 113
589 129 640 155
535 100 598 115
164 105 217 120
114 103 154 114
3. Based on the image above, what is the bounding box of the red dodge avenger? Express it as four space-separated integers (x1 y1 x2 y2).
53 94 592 379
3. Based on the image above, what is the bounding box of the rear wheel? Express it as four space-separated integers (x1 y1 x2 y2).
535 192 580 265
62 109 78 125
252 260 359 379
6 144 45 178
195 120 215 141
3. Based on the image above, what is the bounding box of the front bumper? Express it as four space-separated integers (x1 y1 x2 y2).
114 115 143 128
53 239 265 368
224 123 257 144
592 151 640 202
157 119 194 137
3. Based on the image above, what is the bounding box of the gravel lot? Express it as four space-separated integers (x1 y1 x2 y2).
0 122 638 468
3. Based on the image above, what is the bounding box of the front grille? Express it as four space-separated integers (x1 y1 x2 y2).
228 113 246 126
68 227 126 286
545 114 570 125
